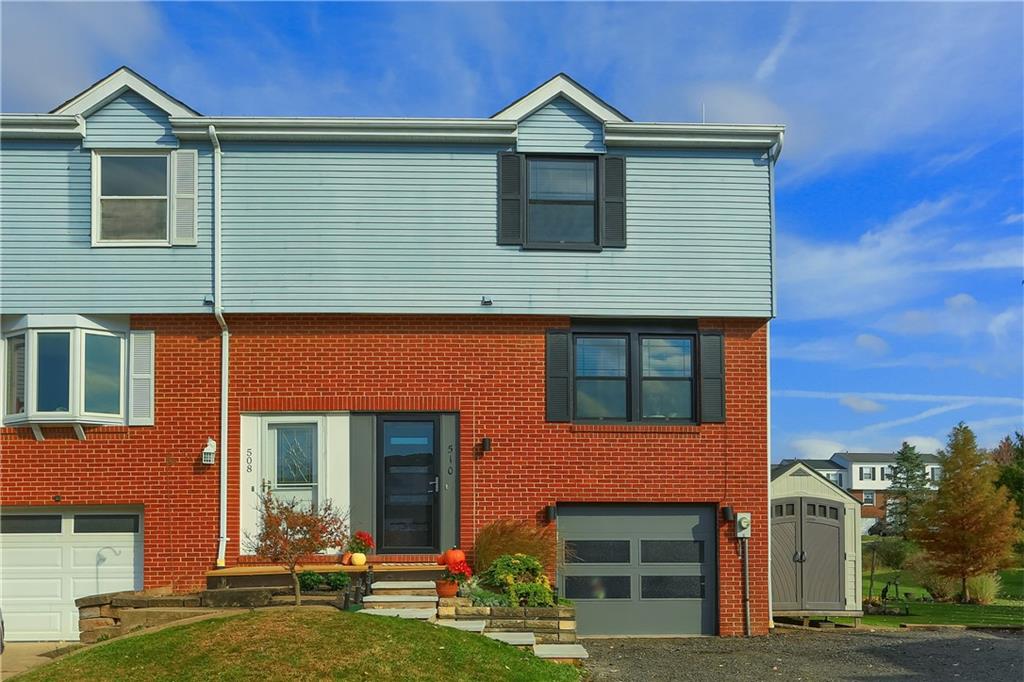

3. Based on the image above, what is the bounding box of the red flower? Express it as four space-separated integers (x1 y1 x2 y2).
445 559 473 580
355 531 375 548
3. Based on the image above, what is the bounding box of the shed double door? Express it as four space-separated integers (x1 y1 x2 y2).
771 497 845 611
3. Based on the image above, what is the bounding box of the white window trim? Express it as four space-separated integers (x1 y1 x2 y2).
91 149 173 247
2 320 128 427
260 415 326 507
863 491 876 505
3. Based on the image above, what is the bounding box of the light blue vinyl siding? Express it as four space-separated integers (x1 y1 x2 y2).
0 140 212 314
516 97 605 154
83 92 178 149
221 143 771 317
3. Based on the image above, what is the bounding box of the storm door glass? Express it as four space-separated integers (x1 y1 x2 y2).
379 419 438 552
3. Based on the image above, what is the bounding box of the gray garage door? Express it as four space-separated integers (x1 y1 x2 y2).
557 504 717 636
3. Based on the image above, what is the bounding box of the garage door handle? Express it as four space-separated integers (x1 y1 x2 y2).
793 551 806 563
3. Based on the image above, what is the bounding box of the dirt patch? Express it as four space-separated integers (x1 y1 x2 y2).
583 627 1023 681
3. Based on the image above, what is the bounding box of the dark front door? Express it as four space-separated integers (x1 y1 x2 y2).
377 417 440 553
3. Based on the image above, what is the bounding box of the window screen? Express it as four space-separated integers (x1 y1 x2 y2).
99 155 168 241
574 336 627 419
640 337 693 420
527 158 596 246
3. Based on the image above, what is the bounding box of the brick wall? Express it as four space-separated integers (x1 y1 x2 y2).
850 490 888 519
1 313 770 635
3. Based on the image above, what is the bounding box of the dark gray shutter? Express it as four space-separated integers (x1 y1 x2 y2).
699 332 725 423
498 152 525 245
546 330 571 422
602 155 626 247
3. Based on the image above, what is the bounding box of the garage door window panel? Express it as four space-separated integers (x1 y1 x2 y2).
74 514 139 534
564 575 631 600
565 540 630 564
641 539 703 564
641 575 705 599
1 514 62 534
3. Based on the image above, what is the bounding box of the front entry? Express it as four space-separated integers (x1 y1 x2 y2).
377 416 441 553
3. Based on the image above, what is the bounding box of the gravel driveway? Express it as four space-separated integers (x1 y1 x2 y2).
582 627 1023 681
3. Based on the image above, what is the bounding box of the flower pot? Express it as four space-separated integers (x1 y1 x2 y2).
350 552 367 566
435 580 459 598
341 552 353 566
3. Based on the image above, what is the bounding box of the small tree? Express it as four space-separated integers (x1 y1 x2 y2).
911 423 1020 602
993 432 1024 521
247 491 349 606
888 441 931 537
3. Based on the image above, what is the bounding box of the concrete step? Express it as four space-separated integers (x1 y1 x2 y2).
118 608 212 630
362 595 437 609
357 608 436 620
533 644 589 662
435 619 486 633
371 580 437 596
486 632 536 646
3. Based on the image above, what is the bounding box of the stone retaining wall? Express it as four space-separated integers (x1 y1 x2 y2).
75 591 204 643
437 598 576 643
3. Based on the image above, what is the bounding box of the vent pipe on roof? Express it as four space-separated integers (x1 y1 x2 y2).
209 124 230 568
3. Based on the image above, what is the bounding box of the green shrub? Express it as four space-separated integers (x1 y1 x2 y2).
966 573 1002 605
325 572 351 592
473 519 556 574
874 537 916 570
480 553 545 590
904 553 957 601
298 571 324 592
465 579 507 607
507 581 554 608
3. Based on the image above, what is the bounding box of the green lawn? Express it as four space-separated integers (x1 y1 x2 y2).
18 608 579 682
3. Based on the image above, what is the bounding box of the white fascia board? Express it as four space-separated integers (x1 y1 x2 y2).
605 122 785 150
52 69 197 118
491 75 628 123
171 117 517 144
0 114 84 139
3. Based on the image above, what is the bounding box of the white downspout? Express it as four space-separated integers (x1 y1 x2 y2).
209 124 230 567
766 132 781 624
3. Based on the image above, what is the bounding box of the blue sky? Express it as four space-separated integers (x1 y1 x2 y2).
3 2 1022 459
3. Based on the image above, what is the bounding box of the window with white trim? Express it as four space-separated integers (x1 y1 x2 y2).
1 316 151 428
825 471 843 487
859 466 875 481
863 490 876 505
95 153 170 243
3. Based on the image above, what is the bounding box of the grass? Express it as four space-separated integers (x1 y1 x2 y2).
852 541 1024 629
18 608 579 682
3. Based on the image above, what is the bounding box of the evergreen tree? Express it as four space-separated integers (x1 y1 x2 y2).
888 441 930 537
911 423 1020 602
993 432 1024 522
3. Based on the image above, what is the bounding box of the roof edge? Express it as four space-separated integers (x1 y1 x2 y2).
491 73 630 123
50 66 199 118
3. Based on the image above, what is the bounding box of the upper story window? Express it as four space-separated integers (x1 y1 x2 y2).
527 158 597 248
545 321 723 425
859 466 875 481
881 465 893 481
930 467 942 482
91 149 198 247
2 315 154 431
498 153 626 251
825 471 843 487
96 154 169 243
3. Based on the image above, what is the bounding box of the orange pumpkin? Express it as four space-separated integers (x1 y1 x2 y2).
341 552 353 565
437 552 448 565
445 548 466 564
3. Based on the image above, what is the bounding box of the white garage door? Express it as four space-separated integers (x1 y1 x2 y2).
0 509 143 641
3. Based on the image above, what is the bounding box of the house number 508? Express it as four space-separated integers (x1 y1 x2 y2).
245 448 254 473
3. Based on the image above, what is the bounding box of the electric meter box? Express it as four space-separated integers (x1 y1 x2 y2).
735 512 752 538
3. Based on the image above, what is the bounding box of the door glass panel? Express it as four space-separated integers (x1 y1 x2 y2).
0 515 61 534
641 575 705 599
270 423 317 509
37 332 71 412
641 540 703 563
381 420 436 550
564 575 631 599
785 503 795 516
829 507 839 520
74 514 139 533
565 540 630 563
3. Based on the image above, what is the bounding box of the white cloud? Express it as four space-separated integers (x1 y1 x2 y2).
877 294 1022 341
855 334 889 355
773 389 1023 407
902 436 943 453
755 10 802 82
840 396 884 413
916 143 986 175
791 438 848 460
1003 213 1024 225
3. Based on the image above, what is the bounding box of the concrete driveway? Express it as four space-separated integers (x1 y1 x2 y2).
583 627 1023 681
0 642 74 680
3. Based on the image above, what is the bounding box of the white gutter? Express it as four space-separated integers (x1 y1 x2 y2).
208 124 230 568
172 117 517 144
604 122 785 149
0 114 85 139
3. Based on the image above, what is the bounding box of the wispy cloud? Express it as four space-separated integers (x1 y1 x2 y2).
840 396 885 413
774 389 1023 407
755 10 801 82
916 143 987 175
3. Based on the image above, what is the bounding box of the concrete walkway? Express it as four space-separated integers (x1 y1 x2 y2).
1 641 76 680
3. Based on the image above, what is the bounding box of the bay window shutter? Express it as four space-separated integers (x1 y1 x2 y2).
128 331 155 426
170 149 198 246
699 332 725 423
497 152 525 245
545 330 571 422
601 155 626 247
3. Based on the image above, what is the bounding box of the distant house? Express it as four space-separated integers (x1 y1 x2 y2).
779 452 942 533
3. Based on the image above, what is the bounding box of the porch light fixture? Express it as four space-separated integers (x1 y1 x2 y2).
481 437 492 452
721 506 735 522
546 505 557 524
480 296 493 306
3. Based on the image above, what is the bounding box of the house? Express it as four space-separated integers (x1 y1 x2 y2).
0 67 783 641
781 452 942 533
769 461 862 622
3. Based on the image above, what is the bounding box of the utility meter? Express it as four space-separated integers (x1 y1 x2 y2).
735 512 752 538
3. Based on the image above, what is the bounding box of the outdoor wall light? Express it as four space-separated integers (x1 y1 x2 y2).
546 505 558 524
481 437 493 452
721 506 736 522
480 296 493 306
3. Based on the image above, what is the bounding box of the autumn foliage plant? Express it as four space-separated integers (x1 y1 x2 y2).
348 530 375 554
441 559 473 585
472 519 556 574
247 491 348 606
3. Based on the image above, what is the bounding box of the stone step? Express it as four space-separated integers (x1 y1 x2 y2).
372 581 436 591
357 608 436 620
486 631 536 646
270 594 342 606
436 619 486 633
533 644 589 661
362 595 438 610
117 608 212 631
